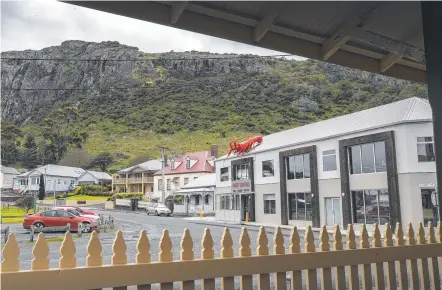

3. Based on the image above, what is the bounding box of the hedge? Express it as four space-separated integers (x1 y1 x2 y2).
109 192 145 201
74 185 113 197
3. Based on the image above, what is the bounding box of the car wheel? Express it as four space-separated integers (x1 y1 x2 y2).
82 222 91 233
33 222 44 231
155 211 159 216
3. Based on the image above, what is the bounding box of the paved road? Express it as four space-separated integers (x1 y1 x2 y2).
6 209 368 289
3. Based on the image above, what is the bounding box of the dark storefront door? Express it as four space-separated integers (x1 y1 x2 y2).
241 194 255 222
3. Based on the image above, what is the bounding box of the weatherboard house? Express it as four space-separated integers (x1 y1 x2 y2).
13 165 111 195
215 97 438 229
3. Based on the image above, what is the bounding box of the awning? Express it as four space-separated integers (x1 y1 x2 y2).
174 187 214 195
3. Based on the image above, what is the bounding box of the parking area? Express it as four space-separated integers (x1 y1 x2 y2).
6 207 335 271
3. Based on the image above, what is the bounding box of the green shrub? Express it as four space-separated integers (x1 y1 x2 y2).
108 192 144 201
73 184 113 197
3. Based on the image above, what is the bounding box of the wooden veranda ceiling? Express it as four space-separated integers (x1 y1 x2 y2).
65 1 426 83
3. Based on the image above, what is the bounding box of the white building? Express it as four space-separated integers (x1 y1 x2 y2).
153 146 218 201
1 166 20 190
77 171 112 185
215 97 438 229
13 165 109 194
174 173 215 214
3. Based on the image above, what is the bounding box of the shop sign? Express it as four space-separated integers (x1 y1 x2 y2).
232 180 252 193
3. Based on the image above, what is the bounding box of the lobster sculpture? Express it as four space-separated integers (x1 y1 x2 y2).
227 136 263 157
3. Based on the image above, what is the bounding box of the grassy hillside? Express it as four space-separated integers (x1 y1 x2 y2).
1 42 428 171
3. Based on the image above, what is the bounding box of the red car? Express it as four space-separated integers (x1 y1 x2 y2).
23 210 97 232
54 206 99 216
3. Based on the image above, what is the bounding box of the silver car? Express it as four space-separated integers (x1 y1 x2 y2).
146 203 172 216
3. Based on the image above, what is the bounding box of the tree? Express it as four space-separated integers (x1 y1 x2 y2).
15 196 34 213
38 173 45 200
20 135 39 169
127 154 152 167
1 121 22 166
58 148 92 168
87 152 114 172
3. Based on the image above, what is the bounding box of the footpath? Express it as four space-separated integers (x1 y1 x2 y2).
183 216 388 238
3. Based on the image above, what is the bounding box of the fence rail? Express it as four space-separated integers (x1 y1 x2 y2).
1 222 441 290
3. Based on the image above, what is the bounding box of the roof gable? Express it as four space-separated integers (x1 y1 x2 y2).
154 151 215 175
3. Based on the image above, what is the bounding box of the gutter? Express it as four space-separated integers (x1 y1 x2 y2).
215 119 432 163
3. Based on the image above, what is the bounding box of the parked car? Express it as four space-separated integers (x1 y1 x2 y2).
53 206 101 221
146 203 172 216
54 206 100 218
23 210 97 232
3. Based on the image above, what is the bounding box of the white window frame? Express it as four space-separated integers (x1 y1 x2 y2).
263 194 276 214
349 142 386 175
262 160 274 177
286 153 310 180
220 167 229 182
186 159 191 169
417 137 435 162
170 161 175 170
322 149 337 172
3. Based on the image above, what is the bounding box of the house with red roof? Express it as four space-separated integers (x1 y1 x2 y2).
153 145 218 205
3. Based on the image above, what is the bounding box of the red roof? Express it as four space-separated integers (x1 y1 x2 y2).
154 151 215 176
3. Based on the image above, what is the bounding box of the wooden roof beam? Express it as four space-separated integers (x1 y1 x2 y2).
170 1 188 24
253 4 289 43
322 3 380 61
380 53 402 73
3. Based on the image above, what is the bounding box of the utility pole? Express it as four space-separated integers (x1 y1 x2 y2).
160 146 167 204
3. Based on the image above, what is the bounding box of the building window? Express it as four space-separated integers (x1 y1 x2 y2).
220 195 232 210
186 160 191 169
58 179 61 184
263 194 276 214
286 154 310 180
417 137 435 162
288 192 312 221
175 178 180 187
184 178 189 185
204 195 210 205
64 180 68 185
350 189 390 224
158 179 163 190
167 179 171 190
233 194 240 210
348 142 386 174
262 160 274 177
233 163 250 180
70 180 75 185
170 161 175 170
220 167 229 181
421 189 438 224
323 150 337 171
194 195 200 205
31 178 38 185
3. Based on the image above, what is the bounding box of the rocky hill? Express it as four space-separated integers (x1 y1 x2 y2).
1 40 428 170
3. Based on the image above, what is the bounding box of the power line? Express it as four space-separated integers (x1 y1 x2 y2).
1 73 313 91
0 54 293 62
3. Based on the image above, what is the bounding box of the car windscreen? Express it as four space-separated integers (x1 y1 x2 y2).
68 209 81 216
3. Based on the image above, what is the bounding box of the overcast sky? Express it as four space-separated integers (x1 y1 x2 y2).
1 0 304 59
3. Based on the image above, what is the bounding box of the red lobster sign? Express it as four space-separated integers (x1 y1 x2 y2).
227 136 263 157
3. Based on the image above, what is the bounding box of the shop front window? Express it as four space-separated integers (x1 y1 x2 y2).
351 189 390 224
288 192 312 221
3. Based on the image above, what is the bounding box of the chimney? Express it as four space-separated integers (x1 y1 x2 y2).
210 144 219 158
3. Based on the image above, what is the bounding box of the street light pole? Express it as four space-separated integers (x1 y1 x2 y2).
160 146 167 204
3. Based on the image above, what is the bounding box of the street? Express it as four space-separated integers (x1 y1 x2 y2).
4 208 392 290
9 209 329 271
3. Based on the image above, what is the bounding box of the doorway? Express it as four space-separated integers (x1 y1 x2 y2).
241 194 255 222
325 198 341 226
